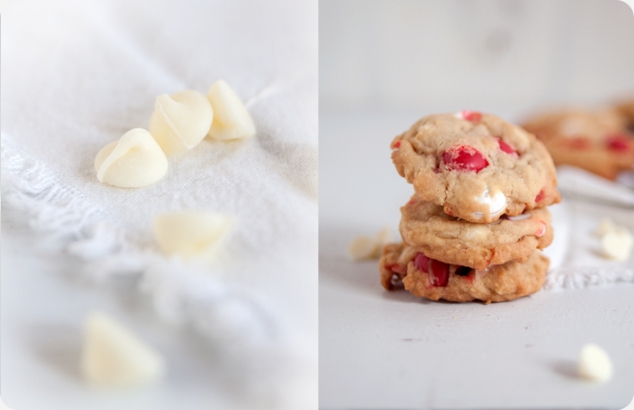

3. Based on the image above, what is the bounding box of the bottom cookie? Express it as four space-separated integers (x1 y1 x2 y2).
379 243 549 303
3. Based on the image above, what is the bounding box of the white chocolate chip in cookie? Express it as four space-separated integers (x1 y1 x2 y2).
81 311 166 387
506 213 531 221
207 80 256 141
560 118 586 137
149 90 213 155
153 211 235 263
578 343 613 383
462 225 489 240
473 186 506 219
601 228 633 261
95 128 168 188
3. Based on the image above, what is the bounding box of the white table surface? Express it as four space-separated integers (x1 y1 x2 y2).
0 207 264 410
318 111 634 409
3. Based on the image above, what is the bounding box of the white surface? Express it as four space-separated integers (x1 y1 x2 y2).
1 210 254 410
319 112 634 409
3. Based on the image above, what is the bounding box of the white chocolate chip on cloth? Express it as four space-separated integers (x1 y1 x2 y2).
153 211 235 264
391 112 561 223
94 128 168 188
207 80 256 141
81 311 166 387
149 90 214 155
598 223 633 261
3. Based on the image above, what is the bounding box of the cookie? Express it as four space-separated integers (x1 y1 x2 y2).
522 109 634 180
616 99 634 132
391 112 560 223
379 242 548 303
399 196 553 270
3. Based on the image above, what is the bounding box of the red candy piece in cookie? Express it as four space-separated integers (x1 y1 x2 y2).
393 140 401 149
535 221 547 237
388 264 406 275
497 138 516 155
568 137 591 150
429 259 449 287
460 110 482 122
414 252 430 273
535 189 545 203
442 146 489 172
606 134 630 152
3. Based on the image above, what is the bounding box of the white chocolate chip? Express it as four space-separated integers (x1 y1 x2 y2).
349 236 377 261
149 90 213 155
94 128 168 188
507 213 531 221
473 187 506 219
560 118 586 137
463 225 489 240
350 227 392 260
371 226 392 258
207 80 256 141
578 343 613 383
601 228 633 261
81 311 166 387
153 212 234 263
594 218 617 237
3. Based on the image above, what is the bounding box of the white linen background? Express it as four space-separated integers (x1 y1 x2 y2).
1 0 317 408
320 0 634 111
320 0 634 288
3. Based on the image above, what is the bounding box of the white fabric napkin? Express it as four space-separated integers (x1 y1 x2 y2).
543 167 634 290
1 0 317 405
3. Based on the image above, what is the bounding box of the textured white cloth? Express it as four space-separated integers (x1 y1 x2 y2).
1 0 317 406
543 167 634 290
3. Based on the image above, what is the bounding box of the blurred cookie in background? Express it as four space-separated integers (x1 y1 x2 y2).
616 98 634 132
522 108 634 180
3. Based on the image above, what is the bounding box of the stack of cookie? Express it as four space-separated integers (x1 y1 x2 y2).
379 111 561 303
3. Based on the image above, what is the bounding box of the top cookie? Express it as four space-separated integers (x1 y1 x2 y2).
391 111 560 223
522 108 634 180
